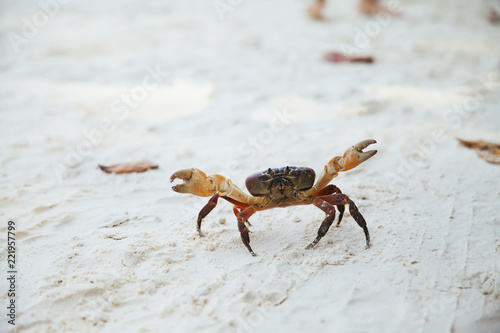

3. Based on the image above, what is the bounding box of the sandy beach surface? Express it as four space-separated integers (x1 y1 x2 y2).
1 0 500 332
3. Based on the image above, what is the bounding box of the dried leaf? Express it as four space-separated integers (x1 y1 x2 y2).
488 9 500 25
98 161 159 174
458 138 500 164
324 52 374 64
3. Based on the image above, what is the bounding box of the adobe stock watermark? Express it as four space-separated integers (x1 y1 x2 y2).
213 0 243 20
340 0 401 56
403 291 456 332
51 65 170 182
402 273 498 333
5 0 70 55
384 71 500 187
236 266 311 333
219 107 295 179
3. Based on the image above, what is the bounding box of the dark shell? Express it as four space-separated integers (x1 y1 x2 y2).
245 166 316 196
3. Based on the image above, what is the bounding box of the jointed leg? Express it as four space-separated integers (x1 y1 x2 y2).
197 194 251 236
315 185 345 227
233 206 241 217
306 198 336 249
346 199 370 249
311 194 371 249
237 207 257 256
171 168 266 206
172 168 267 254
299 140 377 198
197 193 219 236
233 206 252 226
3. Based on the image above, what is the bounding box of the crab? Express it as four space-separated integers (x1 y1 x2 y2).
170 140 377 256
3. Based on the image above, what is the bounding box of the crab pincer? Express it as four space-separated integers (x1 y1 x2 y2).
170 168 216 197
341 139 377 171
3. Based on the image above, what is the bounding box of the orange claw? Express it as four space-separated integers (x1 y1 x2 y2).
170 168 216 197
341 140 377 171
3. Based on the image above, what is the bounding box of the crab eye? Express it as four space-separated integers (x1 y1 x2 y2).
285 166 291 174
267 168 275 176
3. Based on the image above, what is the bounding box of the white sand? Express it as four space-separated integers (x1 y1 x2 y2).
1 0 500 332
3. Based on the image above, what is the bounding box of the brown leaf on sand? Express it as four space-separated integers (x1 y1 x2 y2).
324 52 374 64
458 138 500 164
488 9 500 25
98 161 159 174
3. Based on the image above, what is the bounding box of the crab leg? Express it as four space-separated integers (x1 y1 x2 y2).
315 184 345 226
306 198 337 249
171 168 266 252
196 192 254 239
346 198 370 249
196 193 220 236
170 168 265 205
237 207 257 256
301 140 377 197
308 194 370 249
232 206 253 226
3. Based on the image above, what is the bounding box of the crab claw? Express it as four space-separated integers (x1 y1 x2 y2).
170 168 215 197
341 139 377 171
